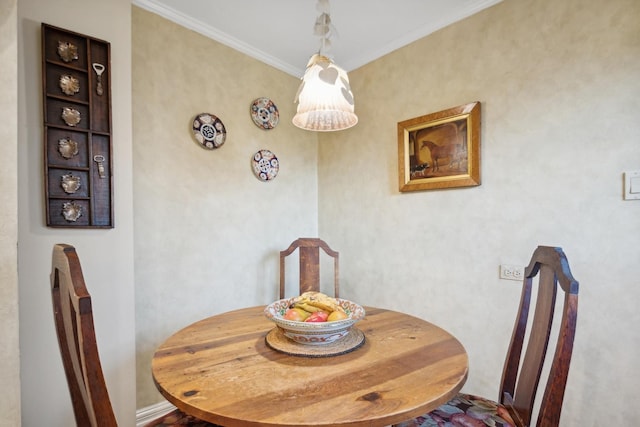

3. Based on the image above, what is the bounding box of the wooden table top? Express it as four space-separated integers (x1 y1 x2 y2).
152 306 468 427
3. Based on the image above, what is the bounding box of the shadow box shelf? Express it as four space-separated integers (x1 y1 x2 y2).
42 23 113 228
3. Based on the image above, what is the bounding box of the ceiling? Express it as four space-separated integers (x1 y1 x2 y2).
133 0 502 77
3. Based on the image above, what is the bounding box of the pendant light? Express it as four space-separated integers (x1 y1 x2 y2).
292 0 358 132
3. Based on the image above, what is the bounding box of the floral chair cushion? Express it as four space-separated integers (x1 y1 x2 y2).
395 393 516 427
145 408 223 427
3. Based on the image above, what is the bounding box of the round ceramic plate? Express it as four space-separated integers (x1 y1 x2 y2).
252 149 279 181
192 113 226 149
250 97 279 130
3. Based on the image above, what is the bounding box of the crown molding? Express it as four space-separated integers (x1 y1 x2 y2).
341 0 503 71
132 0 304 76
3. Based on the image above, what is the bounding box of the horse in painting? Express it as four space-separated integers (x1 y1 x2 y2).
413 121 467 172
420 140 460 171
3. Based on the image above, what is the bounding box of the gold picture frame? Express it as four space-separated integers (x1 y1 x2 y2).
398 101 481 192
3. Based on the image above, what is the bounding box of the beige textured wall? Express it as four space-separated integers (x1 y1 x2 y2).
0 0 20 425
132 8 319 407
12 0 636 423
319 0 640 425
17 0 136 425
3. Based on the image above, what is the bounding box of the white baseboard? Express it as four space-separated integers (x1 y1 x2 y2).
136 401 176 427
136 402 393 427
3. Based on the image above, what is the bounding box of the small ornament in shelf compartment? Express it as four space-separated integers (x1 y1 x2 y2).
61 107 81 127
92 63 105 96
61 173 81 194
93 155 107 179
57 40 78 63
58 137 79 159
252 149 279 181
192 113 226 149
62 201 82 222
250 97 279 130
59 74 80 96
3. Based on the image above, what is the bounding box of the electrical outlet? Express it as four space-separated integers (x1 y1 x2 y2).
500 264 525 281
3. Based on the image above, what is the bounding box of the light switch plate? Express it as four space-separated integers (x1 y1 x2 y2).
624 171 640 200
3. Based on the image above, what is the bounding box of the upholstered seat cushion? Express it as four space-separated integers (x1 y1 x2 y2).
396 393 516 427
146 409 223 427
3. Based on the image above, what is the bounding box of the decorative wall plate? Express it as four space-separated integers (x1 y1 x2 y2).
250 97 279 130
59 74 80 96
192 113 226 149
252 149 279 181
61 107 81 127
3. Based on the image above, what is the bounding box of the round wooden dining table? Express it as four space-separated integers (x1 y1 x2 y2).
152 306 468 427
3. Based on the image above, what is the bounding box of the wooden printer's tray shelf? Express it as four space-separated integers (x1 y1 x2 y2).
42 23 113 228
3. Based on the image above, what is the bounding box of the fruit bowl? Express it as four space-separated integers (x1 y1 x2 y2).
264 297 365 345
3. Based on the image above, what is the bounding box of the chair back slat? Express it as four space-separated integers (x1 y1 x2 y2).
299 245 321 294
500 246 579 427
279 238 339 298
51 244 118 427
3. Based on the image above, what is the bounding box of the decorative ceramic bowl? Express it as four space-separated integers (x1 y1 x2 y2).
264 297 365 345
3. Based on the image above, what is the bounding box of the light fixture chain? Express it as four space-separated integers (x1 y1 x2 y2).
313 0 337 57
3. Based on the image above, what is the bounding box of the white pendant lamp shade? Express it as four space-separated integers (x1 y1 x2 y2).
292 0 357 132
293 54 357 132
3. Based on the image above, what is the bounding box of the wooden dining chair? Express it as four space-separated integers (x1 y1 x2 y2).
50 243 221 427
279 237 339 299
395 246 579 427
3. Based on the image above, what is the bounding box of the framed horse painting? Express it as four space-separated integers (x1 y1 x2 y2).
398 101 481 192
